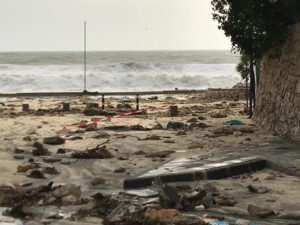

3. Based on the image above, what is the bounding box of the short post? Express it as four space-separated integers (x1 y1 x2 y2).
102 94 105 110
170 105 178 117
22 104 29 112
136 94 139 110
62 103 70 111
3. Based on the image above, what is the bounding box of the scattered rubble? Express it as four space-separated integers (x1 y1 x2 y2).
72 144 113 159
43 136 65 145
32 142 50 156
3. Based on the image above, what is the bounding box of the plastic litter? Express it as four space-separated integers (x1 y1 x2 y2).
223 120 245 125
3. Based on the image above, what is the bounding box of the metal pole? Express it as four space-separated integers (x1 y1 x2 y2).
102 94 105 110
136 94 139 110
84 21 87 92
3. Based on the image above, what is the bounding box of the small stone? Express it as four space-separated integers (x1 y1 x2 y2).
32 142 50 156
0 182 25 206
14 148 25 154
188 141 203 149
91 177 106 186
152 123 164 130
53 183 81 198
198 116 207 120
61 195 78 205
145 150 175 158
176 130 187 136
23 136 32 141
187 118 198 123
233 131 243 137
163 140 175 143
195 205 205 211
27 129 36 135
17 163 39 173
92 132 110 139
43 136 65 145
248 204 275 218
43 157 61 163
42 166 59 174
114 168 126 173
13 155 25 160
167 121 187 130
245 137 251 141
26 169 45 179
57 148 66 154
210 112 227 118
146 135 160 140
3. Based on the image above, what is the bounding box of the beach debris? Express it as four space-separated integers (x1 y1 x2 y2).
247 185 270 194
72 144 113 159
43 136 65 145
114 168 126 173
233 131 243 137
163 140 175 143
210 112 227 118
14 148 25 154
116 103 132 112
43 157 62 163
145 150 175 158
176 130 187 136
42 166 59 175
23 136 32 141
212 126 234 136
187 118 198 123
189 122 209 130
93 132 111 139
53 183 81 200
91 177 106 186
152 123 164 130
188 141 203 149
167 121 187 130
198 116 207 120
223 120 245 125
32 142 50 156
17 162 40 173
85 123 98 131
247 204 275 218
131 124 147 131
144 135 161 140
145 208 180 221
0 182 25 206
26 169 45 179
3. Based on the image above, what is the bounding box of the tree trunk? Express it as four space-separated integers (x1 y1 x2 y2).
249 60 256 118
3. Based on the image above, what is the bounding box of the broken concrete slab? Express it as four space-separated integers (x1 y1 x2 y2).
124 156 266 189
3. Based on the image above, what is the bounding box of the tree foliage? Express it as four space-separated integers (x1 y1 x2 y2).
211 0 300 59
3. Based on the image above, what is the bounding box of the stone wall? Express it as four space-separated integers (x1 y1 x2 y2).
255 23 300 140
203 88 248 101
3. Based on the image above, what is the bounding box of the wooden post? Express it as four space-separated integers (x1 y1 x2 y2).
102 94 105 110
136 94 139 110
22 104 29 112
170 105 178 117
62 103 70 111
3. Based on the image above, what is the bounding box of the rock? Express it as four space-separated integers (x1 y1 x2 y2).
134 150 145 155
247 185 269 194
91 177 106 186
189 122 209 129
245 137 251 141
146 135 160 140
233 131 243 137
198 116 207 121
43 136 65 145
176 130 187 136
56 127 71 135
167 121 187 130
43 157 61 163
85 123 98 132
247 204 275 218
116 103 132 112
152 123 164 130
163 140 175 143
13 155 25 160
42 166 59 174
212 126 234 136
145 150 175 158
195 205 205 211
0 183 25 206
93 132 110 139
14 148 25 154
187 118 198 123
32 142 50 156
237 126 255 133
61 195 78 205
17 163 39 173
57 148 66 154
130 124 146 131
114 168 126 173
210 112 227 118
68 136 83 140
26 169 45 179
145 208 180 221
53 184 81 199
188 141 203 149
23 136 32 141
26 129 36 135
72 145 113 159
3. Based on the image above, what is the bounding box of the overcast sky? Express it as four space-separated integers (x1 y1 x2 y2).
0 0 231 51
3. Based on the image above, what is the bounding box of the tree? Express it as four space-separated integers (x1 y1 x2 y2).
211 0 300 117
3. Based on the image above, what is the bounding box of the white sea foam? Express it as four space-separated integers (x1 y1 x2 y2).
0 62 241 93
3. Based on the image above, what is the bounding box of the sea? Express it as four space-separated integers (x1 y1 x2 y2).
0 50 241 93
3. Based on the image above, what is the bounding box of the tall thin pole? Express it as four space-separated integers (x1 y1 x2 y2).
84 21 87 91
